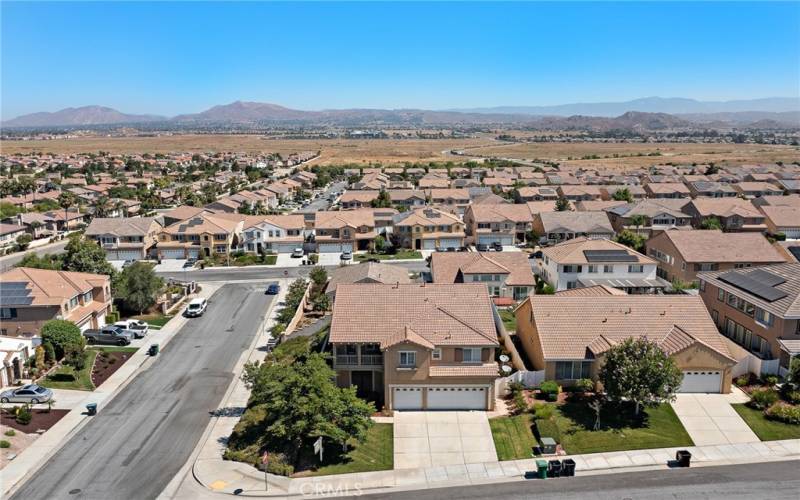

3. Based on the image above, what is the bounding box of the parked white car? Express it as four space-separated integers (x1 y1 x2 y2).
184 298 208 318
114 319 149 338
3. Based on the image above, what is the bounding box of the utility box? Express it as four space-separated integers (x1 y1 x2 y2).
540 437 557 455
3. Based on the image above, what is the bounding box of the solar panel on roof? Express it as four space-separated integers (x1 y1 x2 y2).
583 249 638 262
789 246 800 262
748 269 786 287
0 282 33 306
718 272 788 303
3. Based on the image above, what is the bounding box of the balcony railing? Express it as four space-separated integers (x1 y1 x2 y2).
361 354 383 366
335 355 359 365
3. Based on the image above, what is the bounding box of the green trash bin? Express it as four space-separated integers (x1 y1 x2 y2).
536 459 548 479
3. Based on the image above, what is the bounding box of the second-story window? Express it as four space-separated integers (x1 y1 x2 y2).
399 351 416 368
432 348 441 360
628 264 644 273
462 348 481 363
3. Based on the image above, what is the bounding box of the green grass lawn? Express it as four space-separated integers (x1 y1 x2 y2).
489 414 537 460
732 404 800 441
131 313 174 329
232 254 277 266
39 350 98 391
355 250 422 261
306 423 393 476
90 346 139 354
499 309 517 332
556 401 693 455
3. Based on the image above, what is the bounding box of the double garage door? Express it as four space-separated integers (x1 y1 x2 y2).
392 386 487 410
318 243 353 253
478 235 513 246
106 250 142 261
161 249 200 259
438 238 463 249
678 371 722 393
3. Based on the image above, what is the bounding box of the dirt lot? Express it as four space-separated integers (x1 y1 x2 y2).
2 135 796 169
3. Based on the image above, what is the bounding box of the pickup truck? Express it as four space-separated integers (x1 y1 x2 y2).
83 325 134 346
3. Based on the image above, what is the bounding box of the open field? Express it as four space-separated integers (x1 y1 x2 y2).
2 135 796 169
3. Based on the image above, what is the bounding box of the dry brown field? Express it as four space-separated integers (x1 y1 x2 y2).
2 134 797 169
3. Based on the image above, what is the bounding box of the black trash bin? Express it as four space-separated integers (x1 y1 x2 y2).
148 344 159 356
676 450 691 467
561 458 576 477
86 403 97 416
547 459 562 478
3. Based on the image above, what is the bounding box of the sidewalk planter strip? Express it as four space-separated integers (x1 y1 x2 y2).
732 404 800 441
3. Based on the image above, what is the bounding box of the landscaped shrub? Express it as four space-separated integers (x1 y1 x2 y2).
533 404 555 420
0 440 10 448
16 406 32 425
575 378 594 393
264 453 295 476
781 387 800 405
43 342 56 364
539 381 560 401
750 388 780 410
763 375 779 387
41 319 84 359
512 389 528 414
5 429 15 437
735 375 750 387
765 403 800 425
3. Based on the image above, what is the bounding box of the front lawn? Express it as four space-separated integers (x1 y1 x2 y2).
303 423 394 476
499 309 516 332
732 404 800 441
131 313 174 329
489 414 537 460
355 250 422 261
39 350 98 391
556 401 693 455
232 253 277 266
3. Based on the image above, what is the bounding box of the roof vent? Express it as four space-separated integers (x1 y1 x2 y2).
602 318 607 323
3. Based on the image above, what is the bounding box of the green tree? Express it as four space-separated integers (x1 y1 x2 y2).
57 191 76 234
63 344 86 371
614 229 647 253
0 201 24 219
309 266 328 287
114 262 164 314
629 214 648 234
373 234 387 254
612 188 633 203
40 319 84 360
241 352 374 462
61 236 116 276
704 163 719 175
16 252 60 270
555 197 571 211
599 338 683 415
370 190 392 208
15 233 33 251
699 217 722 230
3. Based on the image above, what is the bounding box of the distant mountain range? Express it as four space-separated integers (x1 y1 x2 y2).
2 97 799 129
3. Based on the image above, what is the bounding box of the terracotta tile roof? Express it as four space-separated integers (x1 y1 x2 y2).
0 267 109 307
395 207 461 227
381 326 435 350
330 284 499 346
467 204 533 224
315 209 375 229
689 198 762 218
85 217 161 237
656 230 786 263
607 199 690 219
524 294 734 361
162 205 209 221
644 182 690 194
472 193 509 205
554 285 627 297
536 211 614 234
430 252 535 286
756 195 800 208
428 188 471 201
340 190 380 203
242 214 305 231
542 237 654 265
526 201 558 214
759 205 800 228
163 213 240 235
575 200 627 212
387 189 426 201
428 364 499 377
326 262 412 295
699 263 800 318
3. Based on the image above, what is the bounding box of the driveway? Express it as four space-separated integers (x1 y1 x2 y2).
317 252 345 266
671 393 759 446
393 411 498 469
274 253 304 268
153 259 188 273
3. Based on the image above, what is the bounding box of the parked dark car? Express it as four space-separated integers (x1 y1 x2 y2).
492 242 503 251
266 283 281 295
84 325 134 346
476 243 489 252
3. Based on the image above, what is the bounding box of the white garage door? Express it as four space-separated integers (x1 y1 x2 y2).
393 387 423 410
478 235 513 246
422 239 437 250
439 238 462 249
276 243 299 253
783 229 800 239
318 243 353 253
427 387 487 410
108 250 141 261
96 313 106 329
679 371 722 393
161 249 185 259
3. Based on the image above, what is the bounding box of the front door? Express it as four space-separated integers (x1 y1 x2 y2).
351 371 373 398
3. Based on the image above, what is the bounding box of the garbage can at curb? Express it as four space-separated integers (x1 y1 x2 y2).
86 403 98 416
561 458 576 477
536 460 548 479
676 450 692 467
148 344 159 356
547 459 562 478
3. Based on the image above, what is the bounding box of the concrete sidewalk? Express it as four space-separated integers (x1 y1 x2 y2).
189 438 800 498
1 284 222 498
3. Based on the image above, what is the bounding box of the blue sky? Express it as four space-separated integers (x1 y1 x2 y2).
2 2 799 118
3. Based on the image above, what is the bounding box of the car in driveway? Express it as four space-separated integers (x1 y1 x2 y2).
184 297 208 317
265 283 281 295
84 325 134 346
491 242 503 252
291 248 304 258
340 250 352 261
115 319 149 338
476 243 489 252
1 384 54 404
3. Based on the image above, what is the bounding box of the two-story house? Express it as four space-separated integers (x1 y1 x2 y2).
241 214 306 254
330 283 500 411
532 211 615 246
387 190 427 209
688 181 738 198
758 205 800 240
157 213 243 259
645 229 786 285
85 217 163 261
698 263 800 375
683 198 767 232
393 207 465 250
0 223 27 250
537 237 669 293
463 204 533 246
430 252 535 300
605 199 692 236
314 209 378 253
340 190 380 209
643 182 691 199
0 267 112 337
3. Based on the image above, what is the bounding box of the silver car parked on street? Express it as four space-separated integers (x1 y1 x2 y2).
0 384 54 404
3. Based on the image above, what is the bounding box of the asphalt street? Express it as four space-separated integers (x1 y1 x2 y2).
0 238 69 271
10 283 274 500
355 460 800 500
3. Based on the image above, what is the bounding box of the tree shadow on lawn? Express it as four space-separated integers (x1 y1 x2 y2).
559 396 649 432
46 373 76 383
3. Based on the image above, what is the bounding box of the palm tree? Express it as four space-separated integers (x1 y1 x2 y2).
630 214 647 235
57 191 76 236
94 196 111 218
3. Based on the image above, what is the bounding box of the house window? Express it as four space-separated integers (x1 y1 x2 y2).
603 265 613 273
399 351 416 368
69 297 79 309
755 308 774 328
699 280 705 292
587 265 598 273
432 348 442 360
628 265 644 273
83 291 93 303
462 348 481 363
471 275 480 282
718 288 725 301
555 361 591 380
566 281 577 290
0 308 16 319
